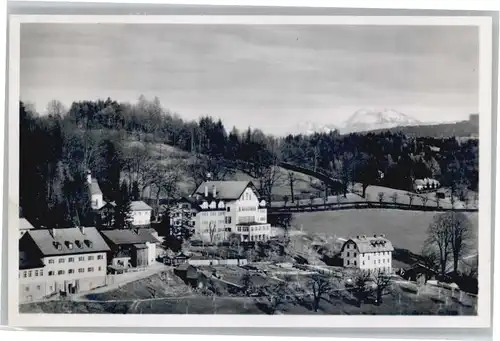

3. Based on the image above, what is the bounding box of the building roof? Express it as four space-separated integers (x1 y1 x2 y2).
20 218 35 231
130 201 153 211
342 235 394 253
101 229 155 245
89 179 102 196
237 222 270 227
135 228 161 243
25 227 110 256
192 181 257 201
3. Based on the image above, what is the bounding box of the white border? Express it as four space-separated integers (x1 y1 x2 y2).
6 14 494 329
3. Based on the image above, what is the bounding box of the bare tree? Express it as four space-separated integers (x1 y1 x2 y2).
373 270 393 305
377 192 385 205
264 281 288 314
288 172 297 203
46 99 67 117
188 154 234 187
406 192 416 207
390 192 399 205
309 273 333 312
421 195 429 207
425 213 453 276
259 165 283 204
240 272 254 296
283 195 289 207
447 212 473 274
208 222 218 245
350 270 372 307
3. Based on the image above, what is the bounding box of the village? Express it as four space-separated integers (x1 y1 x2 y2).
18 170 478 315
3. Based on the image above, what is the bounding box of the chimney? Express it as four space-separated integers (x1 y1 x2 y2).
52 228 56 238
204 185 208 197
86 170 92 185
80 226 85 235
213 185 217 198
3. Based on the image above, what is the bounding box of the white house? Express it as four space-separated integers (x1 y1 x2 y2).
340 234 394 273
18 226 110 303
130 201 152 227
189 180 271 243
169 197 198 239
87 171 105 210
414 178 440 192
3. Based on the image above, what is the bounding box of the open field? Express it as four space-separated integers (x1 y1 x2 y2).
292 209 478 255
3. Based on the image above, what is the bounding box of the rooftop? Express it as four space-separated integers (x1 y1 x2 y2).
101 229 156 245
193 181 257 201
89 179 102 196
344 234 394 253
130 201 153 211
20 218 35 231
24 227 110 256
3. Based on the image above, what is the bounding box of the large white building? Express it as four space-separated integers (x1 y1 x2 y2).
19 226 110 303
340 234 394 273
186 180 271 243
130 201 152 227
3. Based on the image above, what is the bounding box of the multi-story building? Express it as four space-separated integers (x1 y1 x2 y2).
18 226 110 303
130 201 152 227
189 180 271 243
168 197 198 239
340 234 394 273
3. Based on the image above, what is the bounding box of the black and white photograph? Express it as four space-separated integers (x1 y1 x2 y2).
6 14 493 328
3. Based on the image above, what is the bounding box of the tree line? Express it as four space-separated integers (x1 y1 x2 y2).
20 96 478 229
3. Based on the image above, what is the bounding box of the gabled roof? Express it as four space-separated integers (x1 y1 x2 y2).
130 201 153 211
20 218 35 231
101 229 154 245
89 179 102 196
342 235 394 254
135 228 161 243
24 227 110 256
192 181 258 201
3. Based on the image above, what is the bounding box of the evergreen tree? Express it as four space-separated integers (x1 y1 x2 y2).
114 180 132 229
131 180 140 201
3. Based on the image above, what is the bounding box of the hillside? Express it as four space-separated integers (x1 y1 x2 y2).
361 120 478 138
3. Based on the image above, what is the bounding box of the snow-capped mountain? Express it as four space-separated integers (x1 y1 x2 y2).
289 120 339 136
341 108 421 134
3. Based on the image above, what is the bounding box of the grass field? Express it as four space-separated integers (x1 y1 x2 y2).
292 209 478 255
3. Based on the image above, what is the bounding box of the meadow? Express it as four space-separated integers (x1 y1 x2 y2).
292 209 479 255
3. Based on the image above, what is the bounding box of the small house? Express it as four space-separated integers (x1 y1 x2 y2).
174 263 206 289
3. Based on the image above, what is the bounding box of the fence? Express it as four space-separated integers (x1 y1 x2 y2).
268 201 478 214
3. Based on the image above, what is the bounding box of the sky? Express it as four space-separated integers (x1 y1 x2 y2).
20 23 479 136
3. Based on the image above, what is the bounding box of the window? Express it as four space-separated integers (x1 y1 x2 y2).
28 271 32 277
368 256 370 260
36 285 41 291
354 261 357 266
78 256 85 261
48 259 54 264
98 266 102 271
347 252 350 257
78 268 85 273
378 260 381 264
59 258 65 263
226 207 231 212
97 255 103 260
383 259 385 263
58 270 65 275
48 271 54 276
353 252 357 257
34 270 38 277
362 261 365 266
88 267 94 272
88 256 94 261
25 287 29 292
347 260 350 265
40 270 43 276
68 257 74 263
23 271 27 278
68 269 74 274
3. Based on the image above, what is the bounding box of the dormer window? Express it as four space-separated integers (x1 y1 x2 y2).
84 239 93 248
65 241 73 250
75 240 82 248
53 241 62 250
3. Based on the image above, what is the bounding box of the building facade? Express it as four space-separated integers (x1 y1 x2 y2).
340 234 394 273
190 180 271 243
87 171 105 210
18 226 110 303
168 198 198 239
130 201 153 227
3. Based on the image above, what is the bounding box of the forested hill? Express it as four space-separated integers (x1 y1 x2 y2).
361 120 478 138
20 96 478 229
